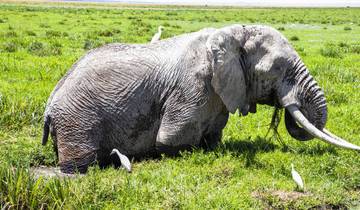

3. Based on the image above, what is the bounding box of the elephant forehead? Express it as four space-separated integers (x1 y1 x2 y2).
245 27 293 53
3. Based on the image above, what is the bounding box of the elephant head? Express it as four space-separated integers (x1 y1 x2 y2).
206 25 360 150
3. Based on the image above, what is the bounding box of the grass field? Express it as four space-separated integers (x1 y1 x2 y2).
0 2 360 209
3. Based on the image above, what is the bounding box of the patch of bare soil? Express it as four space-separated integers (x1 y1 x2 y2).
252 190 311 209
252 190 311 202
30 166 82 179
252 190 349 209
308 204 347 210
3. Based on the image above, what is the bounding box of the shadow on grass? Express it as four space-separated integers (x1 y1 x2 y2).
222 137 277 154
218 137 339 167
293 144 339 156
220 137 277 167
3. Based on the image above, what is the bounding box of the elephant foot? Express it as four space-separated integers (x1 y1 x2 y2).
199 131 222 151
155 142 194 156
59 152 96 174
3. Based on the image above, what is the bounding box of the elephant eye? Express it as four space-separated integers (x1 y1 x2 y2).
271 61 286 74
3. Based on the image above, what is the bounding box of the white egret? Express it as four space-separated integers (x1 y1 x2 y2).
150 26 164 43
291 163 304 191
110 148 132 172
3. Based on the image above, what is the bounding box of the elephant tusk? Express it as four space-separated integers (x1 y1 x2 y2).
322 128 352 144
110 149 132 172
286 105 360 151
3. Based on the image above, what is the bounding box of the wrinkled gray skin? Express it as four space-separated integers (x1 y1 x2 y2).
43 25 327 173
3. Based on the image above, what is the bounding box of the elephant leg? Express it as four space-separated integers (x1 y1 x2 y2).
56 124 100 174
200 130 223 150
58 141 97 174
200 111 229 150
155 111 202 156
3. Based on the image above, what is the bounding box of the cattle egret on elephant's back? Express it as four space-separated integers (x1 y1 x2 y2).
291 163 304 190
151 26 164 43
110 149 132 172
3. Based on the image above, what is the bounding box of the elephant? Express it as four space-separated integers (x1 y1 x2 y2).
42 24 360 174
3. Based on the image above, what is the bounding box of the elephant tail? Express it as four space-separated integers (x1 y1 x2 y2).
42 115 50 146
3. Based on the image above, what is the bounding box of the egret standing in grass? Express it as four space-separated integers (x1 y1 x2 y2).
150 26 164 43
110 149 132 172
291 163 304 191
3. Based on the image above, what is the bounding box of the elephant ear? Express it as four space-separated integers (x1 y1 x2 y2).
206 29 249 114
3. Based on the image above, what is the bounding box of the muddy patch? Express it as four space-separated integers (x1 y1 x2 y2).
252 190 311 202
309 204 347 209
252 190 350 209
252 190 312 209
30 166 83 179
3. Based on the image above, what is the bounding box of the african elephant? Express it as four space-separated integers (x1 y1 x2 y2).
42 25 360 174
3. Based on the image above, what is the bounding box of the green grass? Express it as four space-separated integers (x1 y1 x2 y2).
1 2 360 209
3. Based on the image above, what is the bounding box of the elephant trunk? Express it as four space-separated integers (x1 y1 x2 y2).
280 59 360 150
284 60 327 141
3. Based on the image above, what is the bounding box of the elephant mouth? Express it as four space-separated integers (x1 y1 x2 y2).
284 104 360 151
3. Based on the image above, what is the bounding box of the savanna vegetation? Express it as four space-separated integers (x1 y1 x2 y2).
0 1 360 209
